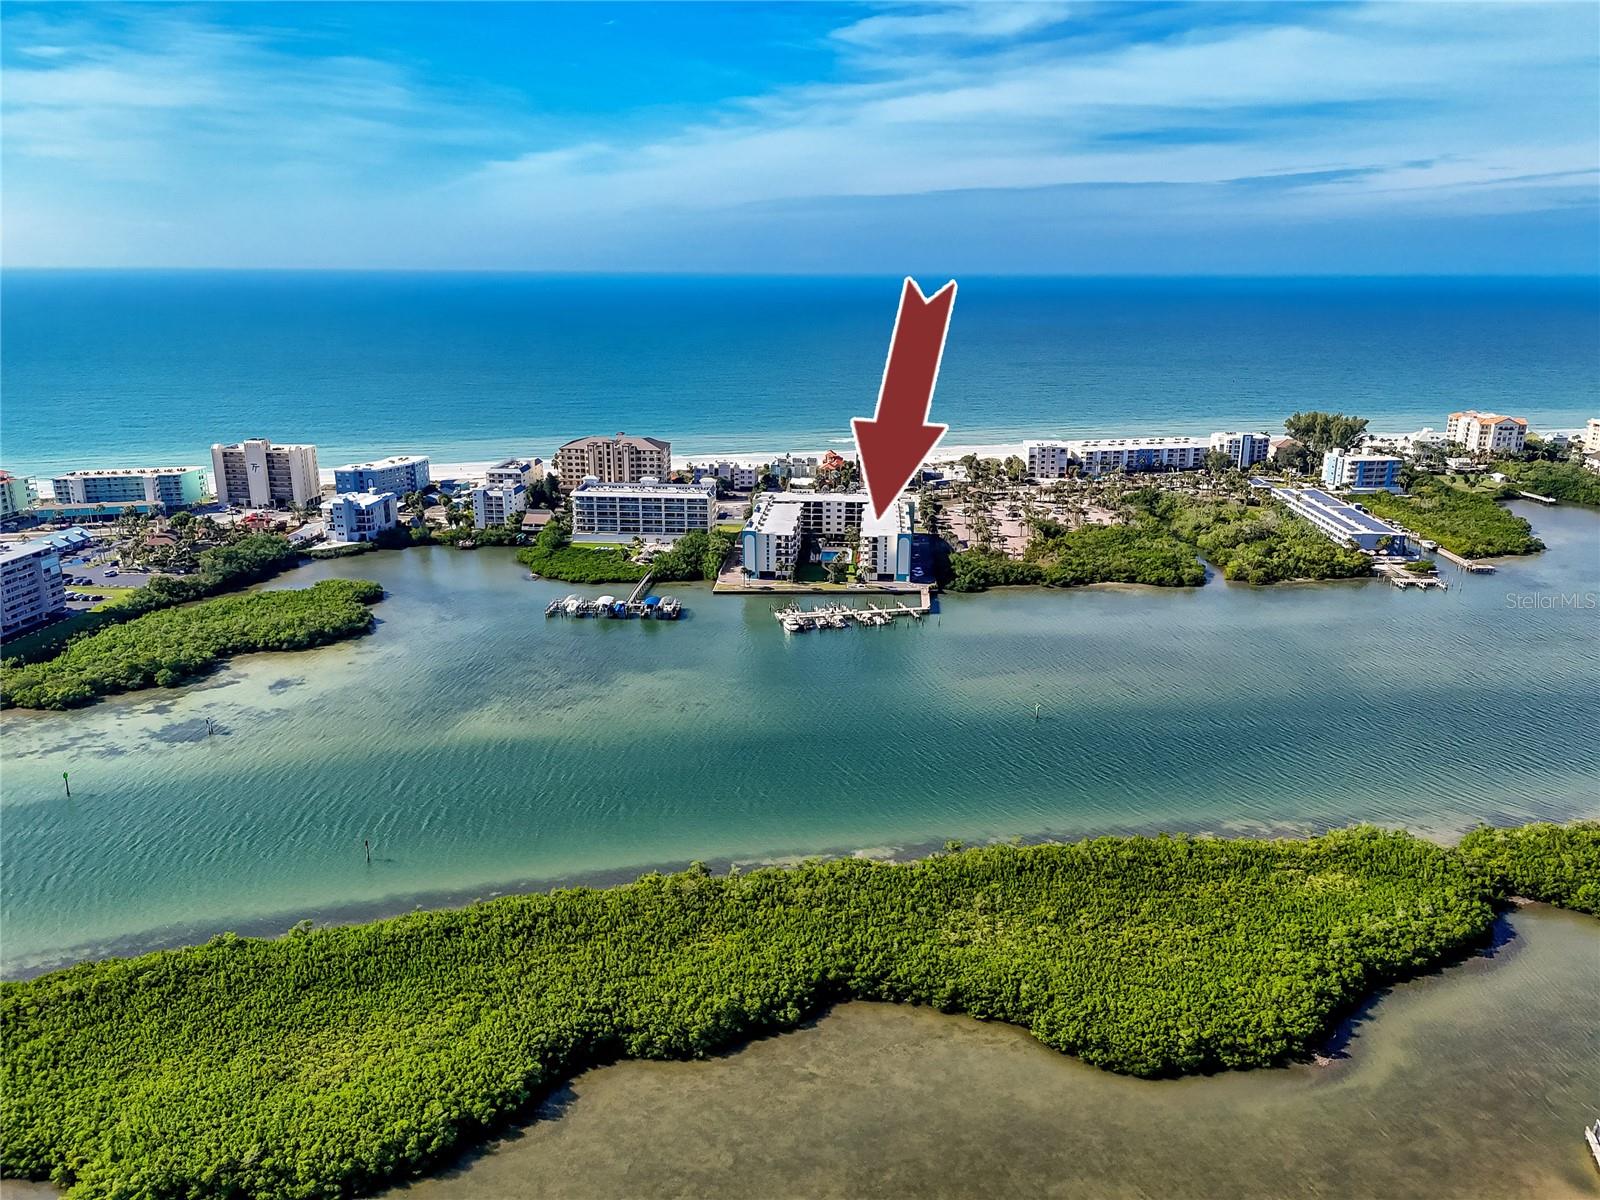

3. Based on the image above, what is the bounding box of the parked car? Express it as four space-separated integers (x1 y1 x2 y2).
104 568 119 577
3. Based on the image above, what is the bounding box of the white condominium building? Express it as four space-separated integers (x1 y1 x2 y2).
471 482 526 529
333 455 431 496
1 527 91 636
211 438 321 509
1025 437 1211 478
485 457 539 489
554 433 671 490
741 492 915 582
1208 431 1271 469
1446 410 1527 454
325 492 398 543
570 478 715 540
1025 441 1075 479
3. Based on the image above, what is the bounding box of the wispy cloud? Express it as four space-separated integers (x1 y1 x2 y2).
2 2 1595 270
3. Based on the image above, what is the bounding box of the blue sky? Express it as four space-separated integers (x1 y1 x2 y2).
2 1 1596 272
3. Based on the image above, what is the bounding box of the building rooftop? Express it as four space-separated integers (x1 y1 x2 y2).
334 454 429 471
53 466 202 478
572 478 714 497
558 433 670 452
1450 410 1527 427
1 526 92 565
1069 436 1210 449
329 491 395 506
1278 487 1398 537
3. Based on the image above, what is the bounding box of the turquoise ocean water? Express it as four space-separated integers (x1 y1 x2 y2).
3 272 1597 475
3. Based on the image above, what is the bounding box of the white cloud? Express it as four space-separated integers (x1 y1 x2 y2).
1 2 1595 268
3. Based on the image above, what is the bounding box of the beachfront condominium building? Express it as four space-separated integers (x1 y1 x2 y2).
484 457 539 489
1584 419 1600 455
471 482 526 529
741 492 916 582
0 528 92 636
1209 431 1271 470
570 478 715 541
0 471 33 524
211 438 321 509
48 466 206 513
1042 437 1211 478
1025 441 1075 479
332 455 431 496
1321 451 1402 492
1446 410 1527 455
771 454 819 481
325 492 398 543
554 433 671 491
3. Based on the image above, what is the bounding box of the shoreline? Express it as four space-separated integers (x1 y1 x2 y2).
10 810 1597 983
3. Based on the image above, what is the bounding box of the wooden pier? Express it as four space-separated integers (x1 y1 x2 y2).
1433 545 1496 573
1377 563 1447 590
774 587 933 633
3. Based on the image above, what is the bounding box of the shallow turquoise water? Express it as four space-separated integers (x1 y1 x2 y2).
1 501 1596 974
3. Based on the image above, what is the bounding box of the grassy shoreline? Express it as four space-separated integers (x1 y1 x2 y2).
3 822 1593 1199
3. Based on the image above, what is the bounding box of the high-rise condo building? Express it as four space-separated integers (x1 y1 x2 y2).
211 439 321 509
554 434 671 490
1445 411 1527 455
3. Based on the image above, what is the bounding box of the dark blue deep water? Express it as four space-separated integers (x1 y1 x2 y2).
3 272 1596 475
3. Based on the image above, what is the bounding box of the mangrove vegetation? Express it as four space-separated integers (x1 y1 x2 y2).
0 579 383 710
6 825 1577 1199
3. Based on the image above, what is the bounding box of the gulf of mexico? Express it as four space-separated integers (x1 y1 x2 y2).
2 272 1596 477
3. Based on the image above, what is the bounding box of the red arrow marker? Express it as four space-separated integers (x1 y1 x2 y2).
852 277 957 519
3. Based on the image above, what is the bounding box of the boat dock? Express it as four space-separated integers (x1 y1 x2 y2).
1377 563 1447 589
1516 491 1556 506
1433 545 1496 573
774 587 933 633
545 573 683 620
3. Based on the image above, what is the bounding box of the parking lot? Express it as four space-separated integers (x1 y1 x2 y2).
59 554 150 609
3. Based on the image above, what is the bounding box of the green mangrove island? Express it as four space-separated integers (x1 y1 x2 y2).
0 579 383 710
2 821 1594 1200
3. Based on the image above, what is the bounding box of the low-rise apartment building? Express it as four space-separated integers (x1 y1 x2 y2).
740 492 915 582
1322 451 1402 492
1270 487 1408 555
0 527 91 636
1030 436 1211 478
48 466 206 513
1208 431 1271 469
332 455 431 496
325 492 398 543
570 478 715 541
1446 410 1527 455
211 438 321 509
554 433 671 490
